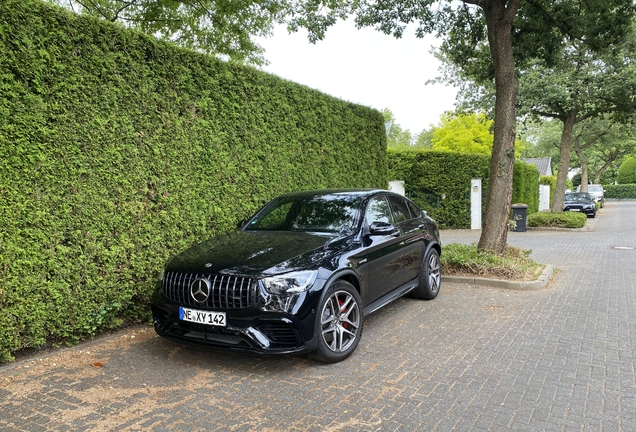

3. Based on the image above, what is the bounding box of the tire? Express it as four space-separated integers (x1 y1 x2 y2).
309 280 363 363
411 248 441 300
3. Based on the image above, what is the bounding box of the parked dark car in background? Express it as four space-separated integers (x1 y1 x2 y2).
564 192 596 218
151 189 442 363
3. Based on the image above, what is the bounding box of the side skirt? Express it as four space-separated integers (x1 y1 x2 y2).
363 278 419 316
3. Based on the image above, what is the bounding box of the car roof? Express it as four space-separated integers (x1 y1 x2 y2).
277 188 395 200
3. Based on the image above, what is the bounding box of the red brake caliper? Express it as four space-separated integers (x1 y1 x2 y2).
338 298 348 329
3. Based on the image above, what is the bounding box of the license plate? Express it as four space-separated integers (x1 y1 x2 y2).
569 209 580 212
179 307 226 327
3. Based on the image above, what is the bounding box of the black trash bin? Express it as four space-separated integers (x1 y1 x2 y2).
510 204 528 232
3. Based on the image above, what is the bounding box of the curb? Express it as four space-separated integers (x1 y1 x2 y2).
525 226 589 232
442 264 555 290
525 219 599 231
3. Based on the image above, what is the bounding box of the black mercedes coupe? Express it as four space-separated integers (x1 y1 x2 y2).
151 189 442 363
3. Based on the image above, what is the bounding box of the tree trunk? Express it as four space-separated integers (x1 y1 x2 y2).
595 148 621 183
551 110 578 212
579 164 589 191
477 0 521 254
574 138 589 192
595 159 613 183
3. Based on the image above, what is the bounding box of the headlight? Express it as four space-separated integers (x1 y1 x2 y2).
261 270 318 295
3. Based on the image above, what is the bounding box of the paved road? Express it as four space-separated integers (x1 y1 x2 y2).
2 201 636 431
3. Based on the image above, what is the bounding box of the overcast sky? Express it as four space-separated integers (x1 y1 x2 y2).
257 20 458 134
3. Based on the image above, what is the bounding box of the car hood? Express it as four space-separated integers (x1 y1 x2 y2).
564 199 593 205
164 230 349 276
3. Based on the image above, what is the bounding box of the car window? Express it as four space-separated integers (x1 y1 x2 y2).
365 197 392 225
254 202 293 230
387 195 411 223
246 194 361 233
406 199 422 219
565 193 592 202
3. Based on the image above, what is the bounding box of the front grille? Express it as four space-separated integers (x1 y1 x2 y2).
162 272 259 309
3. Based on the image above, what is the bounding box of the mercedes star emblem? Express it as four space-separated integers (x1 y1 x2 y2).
190 278 211 303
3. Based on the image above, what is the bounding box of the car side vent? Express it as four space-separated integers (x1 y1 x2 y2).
256 322 301 348
162 272 259 309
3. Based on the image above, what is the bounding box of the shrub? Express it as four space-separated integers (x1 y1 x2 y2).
527 212 587 228
617 157 636 184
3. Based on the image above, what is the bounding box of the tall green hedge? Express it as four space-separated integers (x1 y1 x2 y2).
0 0 386 361
604 184 636 199
388 149 539 228
512 162 540 213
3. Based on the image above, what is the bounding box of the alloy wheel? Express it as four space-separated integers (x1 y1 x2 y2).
319 290 361 353
428 252 441 294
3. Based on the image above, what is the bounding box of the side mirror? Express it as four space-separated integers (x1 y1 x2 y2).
369 221 396 236
421 209 427 217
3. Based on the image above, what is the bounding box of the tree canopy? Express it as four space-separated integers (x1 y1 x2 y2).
382 108 414 148
47 0 286 64
431 112 494 155
522 116 636 186
432 1 636 213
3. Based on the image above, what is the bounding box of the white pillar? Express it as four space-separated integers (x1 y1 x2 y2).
539 185 550 211
388 180 405 196
471 179 482 230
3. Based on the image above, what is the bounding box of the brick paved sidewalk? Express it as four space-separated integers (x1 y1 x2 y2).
2 202 635 431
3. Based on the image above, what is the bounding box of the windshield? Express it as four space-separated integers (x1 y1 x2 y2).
245 193 362 233
565 193 592 202
588 185 602 193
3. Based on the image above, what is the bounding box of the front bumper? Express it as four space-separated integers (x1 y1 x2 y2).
564 205 595 216
150 280 325 355
152 304 317 354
